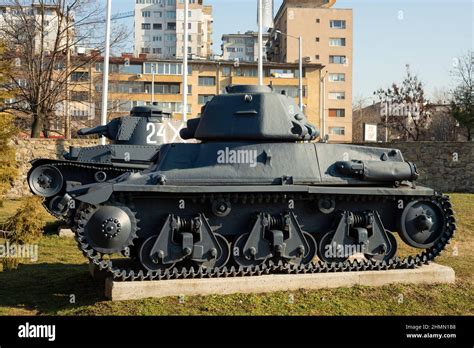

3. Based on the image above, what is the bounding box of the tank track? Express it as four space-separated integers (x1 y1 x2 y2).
74 192 455 282
40 162 136 223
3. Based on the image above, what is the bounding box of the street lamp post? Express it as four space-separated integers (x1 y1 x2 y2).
151 65 155 104
258 0 264 85
275 30 303 112
100 0 112 146
183 0 189 122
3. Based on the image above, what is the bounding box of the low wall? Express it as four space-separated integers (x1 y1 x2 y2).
6 139 473 199
7 138 97 198
355 142 473 193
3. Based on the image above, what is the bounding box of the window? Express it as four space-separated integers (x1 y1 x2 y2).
152 48 162 54
329 127 345 135
153 23 162 30
166 11 176 19
153 36 162 42
144 62 189 75
329 38 346 46
221 66 231 77
329 55 346 64
235 68 257 77
329 92 346 100
154 11 162 18
198 95 215 105
71 72 89 82
330 20 346 29
167 22 176 30
315 37 320 42
315 55 320 60
316 18 320 23
142 23 151 30
199 76 216 86
71 91 89 102
329 109 346 117
146 83 180 94
328 73 346 82
142 11 151 17
166 34 176 41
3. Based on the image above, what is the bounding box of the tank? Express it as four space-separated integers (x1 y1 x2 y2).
27 105 171 223
63 85 455 281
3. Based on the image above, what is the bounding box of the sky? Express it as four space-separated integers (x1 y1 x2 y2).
113 0 474 101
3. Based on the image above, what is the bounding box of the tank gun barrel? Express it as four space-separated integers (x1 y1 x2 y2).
77 125 110 137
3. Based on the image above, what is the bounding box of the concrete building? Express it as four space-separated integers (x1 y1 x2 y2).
221 31 270 62
134 0 213 59
269 0 353 143
77 54 323 128
0 2 68 54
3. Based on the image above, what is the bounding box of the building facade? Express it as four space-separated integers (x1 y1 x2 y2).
0 3 68 54
269 0 353 142
221 31 270 62
134 0 213 59
73 54 322 130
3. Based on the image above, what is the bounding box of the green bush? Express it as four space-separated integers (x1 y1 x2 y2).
1 196 48 270
0 113 18 207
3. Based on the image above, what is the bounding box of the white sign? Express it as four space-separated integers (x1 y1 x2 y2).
364 124 378 142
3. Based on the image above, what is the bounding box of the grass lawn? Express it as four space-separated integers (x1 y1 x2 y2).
0 194 472 316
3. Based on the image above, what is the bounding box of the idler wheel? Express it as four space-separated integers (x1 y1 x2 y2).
49 196 69 216
28 164 63 198
399 200 446 249
83 205 137 254
139 236 176 272
232 233 265 268
317 232 349 263
364 231 398 262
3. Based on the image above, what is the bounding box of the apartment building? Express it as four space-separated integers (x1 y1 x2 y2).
0 2 68 54
134 0 213 59
269 0 353 142
78 54 322 128
221 31 270 62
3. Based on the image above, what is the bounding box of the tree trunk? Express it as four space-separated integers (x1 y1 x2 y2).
31 115 43 138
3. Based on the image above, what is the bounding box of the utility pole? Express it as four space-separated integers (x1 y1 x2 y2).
183 0 189 122
100 0 112 145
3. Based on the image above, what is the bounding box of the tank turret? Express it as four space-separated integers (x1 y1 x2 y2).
181 85 319 141
76 105 171 145
28 105 171 223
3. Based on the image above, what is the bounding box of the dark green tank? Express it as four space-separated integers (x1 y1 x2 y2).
61 85 454 281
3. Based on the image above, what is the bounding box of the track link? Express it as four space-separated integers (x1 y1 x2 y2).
74 192 455 282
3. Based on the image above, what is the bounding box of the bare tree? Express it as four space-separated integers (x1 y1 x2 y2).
0 0 128 138
374 65 431 141
450 52 474 141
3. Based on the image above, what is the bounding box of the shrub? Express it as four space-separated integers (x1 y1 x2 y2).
0 113 18 207
1 196 48 270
